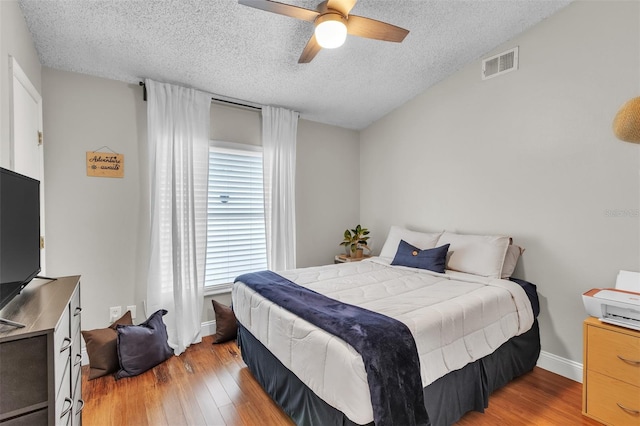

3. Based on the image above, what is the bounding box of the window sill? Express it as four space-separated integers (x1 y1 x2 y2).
204 283 232 296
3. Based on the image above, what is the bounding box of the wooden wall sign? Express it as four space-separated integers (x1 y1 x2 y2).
86 151 124 178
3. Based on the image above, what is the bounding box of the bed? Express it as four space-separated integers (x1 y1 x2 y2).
232 227 541 426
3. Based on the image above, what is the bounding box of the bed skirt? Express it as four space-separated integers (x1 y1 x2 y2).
237 320 540 426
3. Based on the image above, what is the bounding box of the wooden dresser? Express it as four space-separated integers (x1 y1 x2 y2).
583 316 640 425
0 276 83 425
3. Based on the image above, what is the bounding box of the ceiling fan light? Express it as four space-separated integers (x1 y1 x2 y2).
315 13 347 49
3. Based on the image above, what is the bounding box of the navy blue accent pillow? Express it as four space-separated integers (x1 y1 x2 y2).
391 240 450 273
115 309 174 379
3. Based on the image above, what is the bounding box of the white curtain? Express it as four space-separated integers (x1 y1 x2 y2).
262 106 299 271
146 79 210 355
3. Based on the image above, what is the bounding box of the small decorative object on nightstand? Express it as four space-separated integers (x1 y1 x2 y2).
334 254 372 264
582 317 640 425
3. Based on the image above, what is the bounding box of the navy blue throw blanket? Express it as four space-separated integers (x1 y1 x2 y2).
236 270 429 426
509 278 540 318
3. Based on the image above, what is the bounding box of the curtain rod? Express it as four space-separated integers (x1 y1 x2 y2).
138 82 262 111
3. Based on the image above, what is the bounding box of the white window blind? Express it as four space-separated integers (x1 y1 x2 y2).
205 142 267 290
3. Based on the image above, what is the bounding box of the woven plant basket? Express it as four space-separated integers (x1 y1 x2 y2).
613 97 640 143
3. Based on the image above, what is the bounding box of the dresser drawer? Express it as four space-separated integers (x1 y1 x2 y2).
587 324 640 387
73 371 84 426
586 370 640 425
0 336 48 415
71 286 82 337
72 327 83 386
54 305 72 394
55 359 73 424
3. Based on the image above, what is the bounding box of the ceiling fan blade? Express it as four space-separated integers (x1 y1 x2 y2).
347 15 409 42
298 34 322 63
238 0 319 22
326 0 358 16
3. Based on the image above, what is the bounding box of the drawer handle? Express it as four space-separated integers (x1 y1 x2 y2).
60 337 72 353
74 307 82 317
74 353 82 366
617 354 640 365
617 402 640 415
61 397 73 418
75 398 85 415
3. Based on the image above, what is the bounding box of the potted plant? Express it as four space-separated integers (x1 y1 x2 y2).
339 224 370 258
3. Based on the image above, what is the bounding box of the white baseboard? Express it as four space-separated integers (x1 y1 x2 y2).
201 319 216 337
536 350 583 383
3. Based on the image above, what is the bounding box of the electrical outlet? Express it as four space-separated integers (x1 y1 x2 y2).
109 306 121 322
127 305 137 320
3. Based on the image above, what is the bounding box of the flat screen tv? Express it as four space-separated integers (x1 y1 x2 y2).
0 167 41 315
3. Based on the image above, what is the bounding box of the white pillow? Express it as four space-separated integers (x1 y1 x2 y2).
437 231 511 278
501 244 525 279
379 226 442 260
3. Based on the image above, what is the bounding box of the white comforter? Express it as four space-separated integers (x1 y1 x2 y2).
232 258 534 425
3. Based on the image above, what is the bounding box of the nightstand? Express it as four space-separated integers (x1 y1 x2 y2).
334 254 371 264
582 316 640 425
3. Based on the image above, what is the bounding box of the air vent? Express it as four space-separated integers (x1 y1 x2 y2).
482 47 519 80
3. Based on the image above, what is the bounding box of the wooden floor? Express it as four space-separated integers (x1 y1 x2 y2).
82 336 601 426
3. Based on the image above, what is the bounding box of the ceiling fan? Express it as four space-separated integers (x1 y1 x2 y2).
238 0 410 63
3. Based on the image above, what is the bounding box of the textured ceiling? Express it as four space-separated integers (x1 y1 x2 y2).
18 0 571 130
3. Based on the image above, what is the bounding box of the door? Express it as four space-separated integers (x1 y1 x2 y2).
9 56 45 274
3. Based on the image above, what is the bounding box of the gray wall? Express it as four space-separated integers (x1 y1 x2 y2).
296 119 360 267
41 68 360 330
42 69 145 331
360 1 640 365
0 0 41 167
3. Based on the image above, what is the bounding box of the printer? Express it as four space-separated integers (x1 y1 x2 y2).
582 270 640 331
583 288 640 331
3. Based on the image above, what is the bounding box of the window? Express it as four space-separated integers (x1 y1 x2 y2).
204 141 267 292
